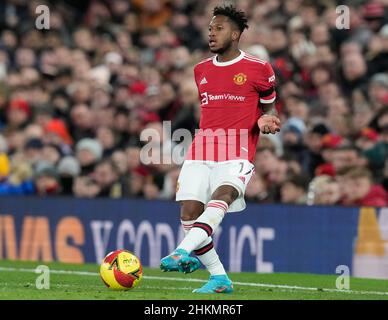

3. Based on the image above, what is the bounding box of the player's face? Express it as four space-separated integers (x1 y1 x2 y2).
208 15 235 54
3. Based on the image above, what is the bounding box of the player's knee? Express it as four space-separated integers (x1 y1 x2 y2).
180 201 203 221
213 194 235 205
211 185 239 205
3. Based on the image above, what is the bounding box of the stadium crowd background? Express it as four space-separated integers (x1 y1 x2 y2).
0 0 387 206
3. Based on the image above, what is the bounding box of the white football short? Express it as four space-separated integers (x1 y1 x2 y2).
175 160 255 212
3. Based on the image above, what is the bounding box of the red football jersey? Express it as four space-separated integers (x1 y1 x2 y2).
186 51 276 162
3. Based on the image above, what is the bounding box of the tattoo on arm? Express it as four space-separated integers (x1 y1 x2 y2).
260 102 278 116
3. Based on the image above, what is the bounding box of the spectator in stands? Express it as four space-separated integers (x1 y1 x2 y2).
111 150 128 176
5 99 30 130
337 166 387 207
96 126 118 158
43 118 73 148
0 162 34 195
340 53 369 97
368 73 388 112
143 180 161 200
306 175 341 205
280 175 309 204
254 147 279 178
23 138 43 166
352 101 375 133
69 104 95 141
159 165 180 200
41 143 62 167
245 173 272 203
76 138 103 176
367 24 388 75
357 128 380 150
281 117 310 173
362 2 387 34
322 145 367 177
128 167 147 198
363 108 388 178
33 161 61 196
73 175 100 198
57 156 80 196
92 158 125 198
304 123 330 176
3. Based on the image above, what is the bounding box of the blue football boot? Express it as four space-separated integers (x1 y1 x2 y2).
178 254 201 274
193 275 234 293
160 249 200 273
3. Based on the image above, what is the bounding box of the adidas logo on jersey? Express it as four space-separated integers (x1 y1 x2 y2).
200 77 208 85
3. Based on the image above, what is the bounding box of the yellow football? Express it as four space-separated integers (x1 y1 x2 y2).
100 249 143 290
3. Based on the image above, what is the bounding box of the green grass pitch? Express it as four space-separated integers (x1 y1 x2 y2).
1 260 388 300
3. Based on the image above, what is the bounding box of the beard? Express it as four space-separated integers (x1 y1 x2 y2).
210 39 233 54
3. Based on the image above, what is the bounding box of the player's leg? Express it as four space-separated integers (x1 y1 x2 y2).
177 185 238 254
190 160 255 293
177 160 254 255
160 161 209 273
161 198 228 274
177 185 237 293
176 161 251 254
180 200 228 277
160 200 203 272
161 160 253 284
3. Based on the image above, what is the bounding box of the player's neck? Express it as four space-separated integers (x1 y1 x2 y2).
216 48 241 63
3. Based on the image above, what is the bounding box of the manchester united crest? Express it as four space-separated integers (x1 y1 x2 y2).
233 73 247 85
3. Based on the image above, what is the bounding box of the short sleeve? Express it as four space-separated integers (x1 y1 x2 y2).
255 62 276 104
193 64 201 89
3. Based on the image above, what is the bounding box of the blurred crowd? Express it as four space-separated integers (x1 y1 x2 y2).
0 0 387 207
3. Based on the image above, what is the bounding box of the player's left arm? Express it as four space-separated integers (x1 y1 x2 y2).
258 101 281 134
256 63 281 134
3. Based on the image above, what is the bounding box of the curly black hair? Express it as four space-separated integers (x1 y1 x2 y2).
213 5 249 33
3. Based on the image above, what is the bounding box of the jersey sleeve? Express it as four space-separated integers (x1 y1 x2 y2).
254 62 276 104
193 65 199 87
193 64 202 102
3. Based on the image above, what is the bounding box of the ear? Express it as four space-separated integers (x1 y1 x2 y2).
231 30 240 41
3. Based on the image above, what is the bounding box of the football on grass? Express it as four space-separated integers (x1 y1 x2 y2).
100 249 143 290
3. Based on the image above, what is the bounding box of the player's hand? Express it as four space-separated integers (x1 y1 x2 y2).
257 115 281 134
